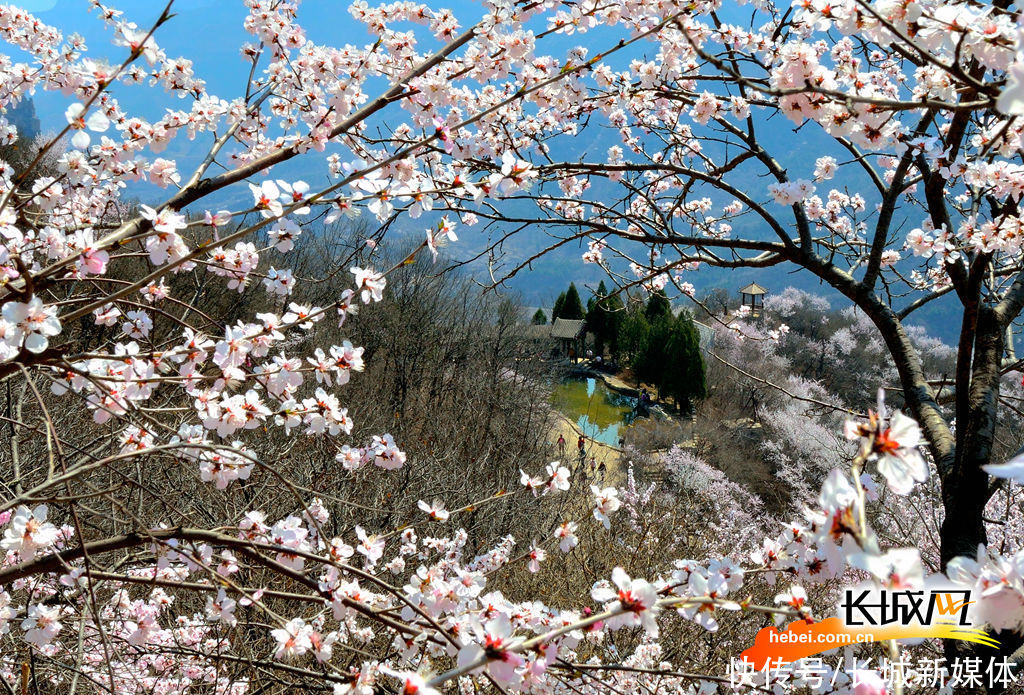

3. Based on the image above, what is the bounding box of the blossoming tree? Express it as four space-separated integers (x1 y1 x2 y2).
2 0 1024 693
461 0 1024 579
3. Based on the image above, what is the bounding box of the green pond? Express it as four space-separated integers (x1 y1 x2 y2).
550 377 637 446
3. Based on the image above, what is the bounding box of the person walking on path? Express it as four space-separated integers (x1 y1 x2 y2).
577 435 586 464
557 434 566 459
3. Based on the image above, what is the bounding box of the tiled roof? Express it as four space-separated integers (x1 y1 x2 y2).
550 318 586 339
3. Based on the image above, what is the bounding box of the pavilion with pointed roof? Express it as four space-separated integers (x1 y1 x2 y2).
740 282 767 318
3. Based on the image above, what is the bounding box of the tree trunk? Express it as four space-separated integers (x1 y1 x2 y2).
939 307 1022 693
941 307 1001 565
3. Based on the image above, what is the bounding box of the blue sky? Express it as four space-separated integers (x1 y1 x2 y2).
16 0 56 11
29 1 343 125
21 0 629 293
11 1 962 342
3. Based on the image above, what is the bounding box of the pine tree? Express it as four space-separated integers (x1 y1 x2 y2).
587 281 608 355
683 316 707 403
603 290 625 359
551 292 566 323
532 308 547 325
664 312 706 414
638 313 673 397
561 282 585 320
644 289 672 322
618 308 650 381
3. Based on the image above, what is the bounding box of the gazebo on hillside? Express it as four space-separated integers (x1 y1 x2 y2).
551 318 586 360
740 282 767 318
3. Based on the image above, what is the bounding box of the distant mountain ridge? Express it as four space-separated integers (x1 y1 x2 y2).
6 98 40 141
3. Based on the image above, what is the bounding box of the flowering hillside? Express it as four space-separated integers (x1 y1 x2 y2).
2 0 1024 693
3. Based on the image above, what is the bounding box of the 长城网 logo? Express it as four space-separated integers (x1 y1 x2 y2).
841 588 972 628
738 584 996 670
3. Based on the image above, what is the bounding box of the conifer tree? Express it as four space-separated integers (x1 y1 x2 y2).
665 312 706 414
644 289 672 322
551 292 566 323
561 282 585 320
587 281 608 355
602 290 625 359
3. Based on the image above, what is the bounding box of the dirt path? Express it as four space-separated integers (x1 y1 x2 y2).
549 413 624 486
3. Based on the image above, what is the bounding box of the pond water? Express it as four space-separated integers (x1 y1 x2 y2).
550 377 637 446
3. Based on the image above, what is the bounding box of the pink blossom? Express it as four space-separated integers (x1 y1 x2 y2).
456 615 524 684
591 567 661 636
350 267 386 303
554 521 578 552
591 485 620 529
417 499 449 522
65 103 109 149
270 617 313 660
845 390 928 495
1 505 60 558
22 604 62 646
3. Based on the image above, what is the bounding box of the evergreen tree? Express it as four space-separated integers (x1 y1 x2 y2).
561 282 585 320
551 292 566 323
587 281 608 355
603 290 625 359
618 309 650 381
664 312 706 414
532 308 547 325
637 313 673 396
619 302 707 409
644 289 672 322
682 316 707 403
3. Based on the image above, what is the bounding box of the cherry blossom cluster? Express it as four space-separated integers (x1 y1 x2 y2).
0 0 1023 691
6 396 1020 694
